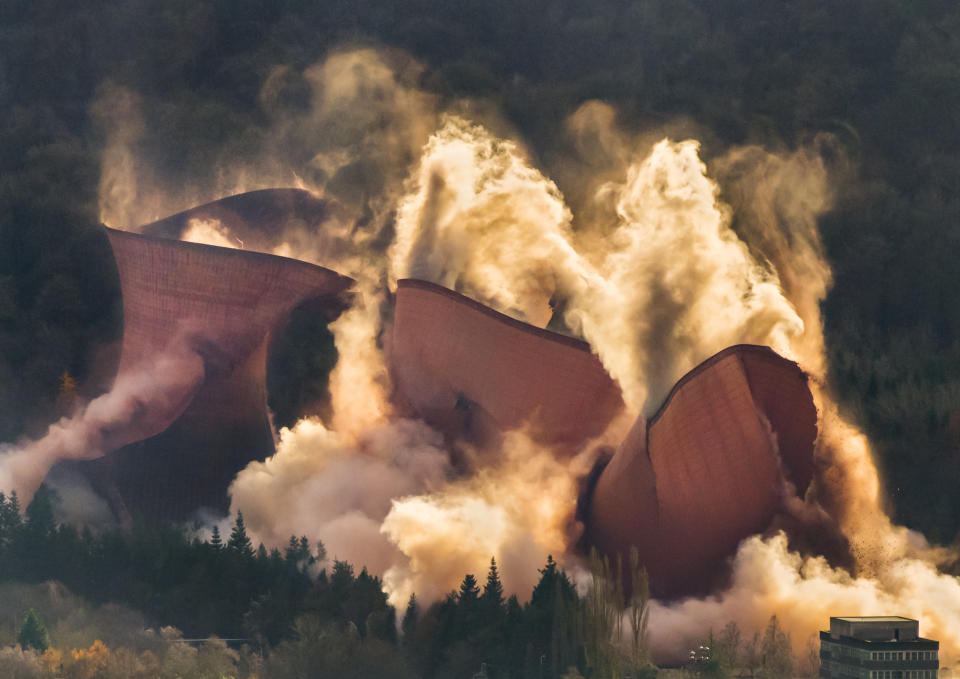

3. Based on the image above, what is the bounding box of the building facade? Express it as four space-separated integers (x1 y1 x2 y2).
820 617 939 679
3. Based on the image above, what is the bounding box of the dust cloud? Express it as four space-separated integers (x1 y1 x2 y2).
73 47 960 666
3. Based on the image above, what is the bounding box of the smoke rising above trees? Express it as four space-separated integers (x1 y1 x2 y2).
1 0 960 668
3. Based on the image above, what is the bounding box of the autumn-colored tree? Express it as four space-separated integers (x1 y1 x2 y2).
57 370 79 413
66 640 110 679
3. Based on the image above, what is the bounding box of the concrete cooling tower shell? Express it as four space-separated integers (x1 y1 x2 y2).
141 188 332 252
83 227 353 521
586 344 818 598
389 278 625 448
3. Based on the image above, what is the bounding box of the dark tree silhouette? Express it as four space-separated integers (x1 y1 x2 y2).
228 512 254 558
18 609 49 651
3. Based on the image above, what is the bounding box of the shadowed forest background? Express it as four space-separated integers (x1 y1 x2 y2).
0 1 958 672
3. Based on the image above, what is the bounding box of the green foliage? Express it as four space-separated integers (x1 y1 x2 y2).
0 530 813 679
401 594 418 645
227 513 253 558
481 557 505 626
17 610 48 652
209 525 222 550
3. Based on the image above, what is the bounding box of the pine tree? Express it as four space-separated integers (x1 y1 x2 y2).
316 538 327 563
402 594 419 644
455 573 481 641
228 512 253 557
25 486 55 539
18 609 49 651
458 573 480 605
210 525 222 549
0 491 21 547
299 536 313 565
481 557 505 626
285 535 299 564
531 555 558 609
505 595 525 671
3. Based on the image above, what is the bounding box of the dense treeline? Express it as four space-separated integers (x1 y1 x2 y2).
0 489 665 678
1 0 958 536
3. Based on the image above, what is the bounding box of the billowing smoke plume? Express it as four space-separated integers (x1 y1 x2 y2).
71 46 960 666
390 114 580 328
0 333 205 507
649 533 960 661
95 47 435 235
390 117 805 414
229 417 451 577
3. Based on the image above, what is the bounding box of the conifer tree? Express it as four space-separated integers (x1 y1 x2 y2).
285 535 299 563
299 535 313 565
456 573 481 639
458 573 480 605
25 486 55 539
481 557 505 628
210 525 222 549
402 593 419 644
228 512 253 557
0 492 21 547
482 557 505 610
9 490 20 516
18 609 49 651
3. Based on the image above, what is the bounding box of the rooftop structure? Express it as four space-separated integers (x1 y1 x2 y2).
820 617 939 679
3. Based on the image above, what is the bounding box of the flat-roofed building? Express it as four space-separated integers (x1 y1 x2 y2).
820 617 939 679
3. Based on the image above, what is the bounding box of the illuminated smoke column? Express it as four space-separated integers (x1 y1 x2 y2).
391 117 805 415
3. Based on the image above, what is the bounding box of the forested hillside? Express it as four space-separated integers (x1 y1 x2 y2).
1 0 958 537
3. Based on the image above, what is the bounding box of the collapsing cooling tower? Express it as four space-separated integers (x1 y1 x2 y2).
587 345 818 598
141 188 334 252
81 221 352 521
390 280 818 598
69 187 818 598
389 279 625 449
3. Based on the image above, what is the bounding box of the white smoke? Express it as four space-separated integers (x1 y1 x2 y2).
649 533 960 665
181 217 237 249
230 417 450 577
0 334 205 507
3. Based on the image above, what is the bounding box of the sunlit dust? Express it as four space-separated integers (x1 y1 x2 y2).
3 45 954 669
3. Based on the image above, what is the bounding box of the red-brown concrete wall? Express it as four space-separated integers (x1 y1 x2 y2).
141 188 332 252
83 226 352 520
587 345 817 597
390 279 625 449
